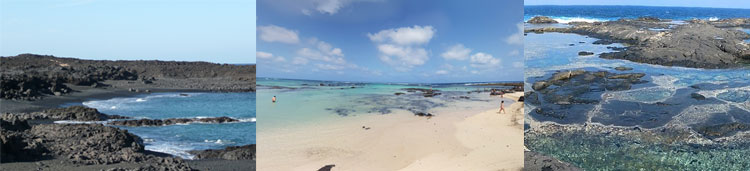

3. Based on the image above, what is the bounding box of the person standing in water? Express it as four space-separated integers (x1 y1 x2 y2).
498 100 505 114
272 96 276 103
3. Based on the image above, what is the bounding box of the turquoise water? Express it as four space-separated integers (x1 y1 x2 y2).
69 92 256 159
257 78 514 131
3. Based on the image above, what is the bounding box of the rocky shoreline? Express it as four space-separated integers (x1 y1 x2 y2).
108 117 241 127
525 16 750 69
1 106 256 170
1 54 255 101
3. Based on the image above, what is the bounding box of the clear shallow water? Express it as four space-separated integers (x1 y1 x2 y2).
524 6 750 170
67 92 256 159
257 78 513 132
524 5 750 23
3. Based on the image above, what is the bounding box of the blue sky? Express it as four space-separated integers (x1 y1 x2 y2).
257 0 524 83
0 0 256 64
525 0 750 9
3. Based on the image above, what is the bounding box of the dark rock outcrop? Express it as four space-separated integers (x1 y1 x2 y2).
528 16 559 24
109 116 239 127
401 88 441 97
43 106 111 121
0 54 256 100
0 75 73 100
525 17 750 69
1 116 195 169
413 112 434 117
1 106 129 121
527 70 647 124
188 144 255 160
578 51 594 56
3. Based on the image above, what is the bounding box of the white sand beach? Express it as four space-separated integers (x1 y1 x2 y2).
257 92 524 170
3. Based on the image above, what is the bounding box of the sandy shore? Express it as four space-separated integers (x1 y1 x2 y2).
258 92 524 170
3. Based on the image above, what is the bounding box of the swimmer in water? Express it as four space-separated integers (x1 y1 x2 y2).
272 96 276 103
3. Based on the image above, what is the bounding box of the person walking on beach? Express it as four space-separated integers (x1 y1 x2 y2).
272 96 276 103
498 100 505 114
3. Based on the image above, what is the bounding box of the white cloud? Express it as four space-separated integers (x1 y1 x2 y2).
505 22 524 45
513 61 524 68
258 25 299 44
316 63 345 70
368 25 435 45
435 70 449 75
442 64 454 70
297 39 347 65
441 44 471 60
256 51 273 59
508 49 520 56
256 51 288 63
274 56 287 62
470 52 501 68
292 57 309 65
292 38 357 71
314 0 348 15
376 44 428 67
368 25 436 70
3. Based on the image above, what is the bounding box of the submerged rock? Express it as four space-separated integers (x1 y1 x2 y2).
690 93 706 100
614 66 633 71
401 88 441 97
524 151 582 171
578 51 594 56
696 122 750 139
109 116 239 127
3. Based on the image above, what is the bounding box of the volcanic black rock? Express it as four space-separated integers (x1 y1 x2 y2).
188 144 256 160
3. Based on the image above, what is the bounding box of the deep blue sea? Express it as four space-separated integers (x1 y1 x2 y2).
63 92 256 159
525 5 750 23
